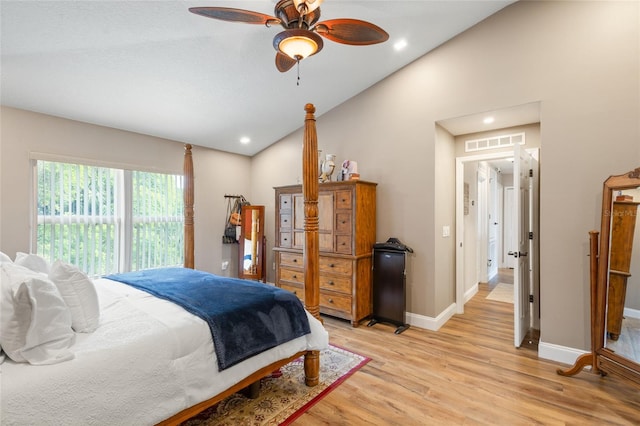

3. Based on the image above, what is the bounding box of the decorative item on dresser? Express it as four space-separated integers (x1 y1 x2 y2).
274 180 377 326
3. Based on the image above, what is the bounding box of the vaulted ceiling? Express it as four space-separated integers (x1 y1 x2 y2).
1 1 516 156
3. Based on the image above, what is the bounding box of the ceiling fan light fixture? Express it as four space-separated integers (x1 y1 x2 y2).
293 0 323 14
274 29 323 60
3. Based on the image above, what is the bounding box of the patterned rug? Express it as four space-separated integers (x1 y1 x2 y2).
181 345 370 425
486 282 513 303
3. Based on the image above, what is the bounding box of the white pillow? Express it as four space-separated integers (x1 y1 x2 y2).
14 252 50 274
0 251 12 264
0 263 75 365
48 261 100 333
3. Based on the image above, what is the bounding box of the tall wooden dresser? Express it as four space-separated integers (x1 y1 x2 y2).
607 199 639 340
274 180 377 326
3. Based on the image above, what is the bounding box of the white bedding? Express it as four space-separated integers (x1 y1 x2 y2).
0 277 328 425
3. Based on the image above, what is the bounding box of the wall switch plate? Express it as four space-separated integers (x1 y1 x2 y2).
442 226 450 237
221 260 229 271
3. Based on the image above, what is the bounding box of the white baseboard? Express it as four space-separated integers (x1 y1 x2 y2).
624 307 640 319
464 283 479 304
406 303 457 331
538 340 589 366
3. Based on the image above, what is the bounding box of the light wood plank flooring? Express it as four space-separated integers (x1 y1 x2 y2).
296 282 640 425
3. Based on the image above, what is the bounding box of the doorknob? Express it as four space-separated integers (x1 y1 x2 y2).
513 251 528 258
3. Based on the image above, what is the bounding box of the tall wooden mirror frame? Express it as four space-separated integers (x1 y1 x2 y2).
238 205 266 282
558 166 640 386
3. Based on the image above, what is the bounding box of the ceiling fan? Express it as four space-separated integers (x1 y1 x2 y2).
189 0 389 73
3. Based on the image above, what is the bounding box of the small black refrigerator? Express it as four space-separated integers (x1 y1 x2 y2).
367 238 413 334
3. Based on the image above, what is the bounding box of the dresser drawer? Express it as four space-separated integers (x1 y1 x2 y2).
280 283 304 300
280 213 292 229
279 232 292 248
279 194 292 211
319 274 352 294
280 251 303 268
279 267 304 285
320 291 352 314
335 212 352 233
335 235 352 254
319 256 353 275
335 190 352 210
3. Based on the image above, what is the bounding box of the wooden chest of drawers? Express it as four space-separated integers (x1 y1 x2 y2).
274 181 376 326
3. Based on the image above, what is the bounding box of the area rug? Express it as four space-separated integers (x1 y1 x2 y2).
181 345 370 426
486 282 513 303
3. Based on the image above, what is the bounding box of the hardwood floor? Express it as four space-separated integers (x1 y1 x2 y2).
296 281 640 425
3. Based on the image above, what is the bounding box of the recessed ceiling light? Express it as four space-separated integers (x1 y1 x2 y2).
483 116 495 124
394 39 407 51
240 136 251 144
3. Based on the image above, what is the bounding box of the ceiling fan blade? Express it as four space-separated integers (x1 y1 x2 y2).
189 7 280 26
315 19 389 45
275 52 297 73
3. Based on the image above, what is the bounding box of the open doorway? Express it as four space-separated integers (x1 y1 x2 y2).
455 146 540 348
438 102 541 349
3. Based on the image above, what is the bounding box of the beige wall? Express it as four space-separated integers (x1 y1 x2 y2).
252 0 640 351
0 106 253 276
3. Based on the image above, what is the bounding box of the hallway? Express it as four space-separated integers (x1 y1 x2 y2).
485 267 540 350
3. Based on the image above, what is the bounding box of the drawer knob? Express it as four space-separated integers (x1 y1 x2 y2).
328 298 334 304
293 274 297 279
341 242 346 246
328 281 334 285
293 259 297 263
329 263 335 268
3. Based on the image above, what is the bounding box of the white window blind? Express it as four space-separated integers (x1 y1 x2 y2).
35 160 184 276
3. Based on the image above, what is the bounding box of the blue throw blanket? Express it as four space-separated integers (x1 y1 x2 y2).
105 268 311 371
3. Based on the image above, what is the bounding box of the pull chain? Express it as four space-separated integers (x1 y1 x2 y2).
296 59 301 86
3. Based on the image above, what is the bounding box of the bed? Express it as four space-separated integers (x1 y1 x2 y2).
0 104 325 425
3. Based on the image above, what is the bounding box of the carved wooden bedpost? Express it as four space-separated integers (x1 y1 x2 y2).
184 144 195 269
302 103 320 386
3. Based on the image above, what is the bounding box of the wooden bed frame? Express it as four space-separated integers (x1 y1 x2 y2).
159 104 321 425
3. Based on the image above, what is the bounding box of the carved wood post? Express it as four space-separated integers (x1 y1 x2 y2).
184 144 195 269
302 103 320 386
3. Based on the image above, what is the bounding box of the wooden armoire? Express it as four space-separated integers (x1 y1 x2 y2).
607 199 639 340
273 180 376 326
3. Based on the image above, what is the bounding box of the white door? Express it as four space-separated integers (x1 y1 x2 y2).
503 187 516 269
487 169 499 280
513 144 532 347
477 164 488 283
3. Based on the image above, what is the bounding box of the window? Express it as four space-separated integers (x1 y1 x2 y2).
465 132 525 153
35 160 184 276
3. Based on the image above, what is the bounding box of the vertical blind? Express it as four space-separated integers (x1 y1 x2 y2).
36 160 184 276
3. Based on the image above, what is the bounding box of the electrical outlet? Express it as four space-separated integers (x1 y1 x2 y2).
221 261 229 271
272 262 276 270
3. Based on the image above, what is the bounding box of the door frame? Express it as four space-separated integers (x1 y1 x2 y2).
455 148 540 316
